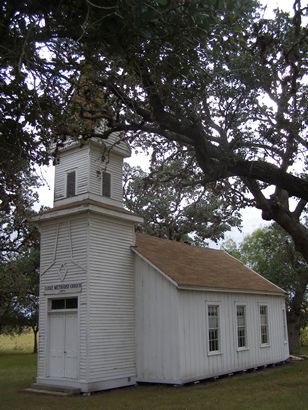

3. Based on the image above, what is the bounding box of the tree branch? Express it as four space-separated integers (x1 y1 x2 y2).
292 199 307 220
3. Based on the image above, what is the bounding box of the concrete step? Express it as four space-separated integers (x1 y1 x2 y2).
24 383 80 396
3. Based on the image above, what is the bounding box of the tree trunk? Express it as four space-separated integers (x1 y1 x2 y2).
287 312 301 355
32 327 38 354
243 178 308 265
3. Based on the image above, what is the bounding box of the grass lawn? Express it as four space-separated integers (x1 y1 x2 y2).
0 350 308 410
300 345 308 356
0 331 34 354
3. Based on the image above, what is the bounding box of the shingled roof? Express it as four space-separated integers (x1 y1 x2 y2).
133 233 285 295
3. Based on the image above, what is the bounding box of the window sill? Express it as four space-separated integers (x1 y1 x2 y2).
48 308 78 313
260 343 271 348
207 351 222 357
237 347 249 352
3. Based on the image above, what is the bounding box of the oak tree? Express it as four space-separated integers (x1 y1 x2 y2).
1 1 307 262
123 162 241 244
236 224 308 354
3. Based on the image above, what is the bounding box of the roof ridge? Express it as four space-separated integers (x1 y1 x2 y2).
135 232 222 253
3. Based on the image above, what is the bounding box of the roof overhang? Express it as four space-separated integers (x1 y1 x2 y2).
34 202 143 225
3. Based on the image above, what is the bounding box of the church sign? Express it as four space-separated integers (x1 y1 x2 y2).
44 282 82 294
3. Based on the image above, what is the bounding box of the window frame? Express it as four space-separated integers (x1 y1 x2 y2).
259 304 270 347
206 302 222 356
235 303 248 351
66 169 77 198
282 307 288 344
48 297 79 312
102 171 111 198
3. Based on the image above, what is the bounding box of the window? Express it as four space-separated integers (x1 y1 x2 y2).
102 171 111 197
236 305 247 349
66 171 76 197
260 305 269 345
208 304 220 353
51 297 78 310
282 308 288 343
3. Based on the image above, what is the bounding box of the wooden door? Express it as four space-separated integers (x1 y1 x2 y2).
48 311 78 379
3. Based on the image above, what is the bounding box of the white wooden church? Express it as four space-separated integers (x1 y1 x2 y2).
34 134 289 393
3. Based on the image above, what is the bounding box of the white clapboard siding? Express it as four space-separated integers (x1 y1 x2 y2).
135 256 181 383
102 132 130 157
54 145 89 201
177 291 289 382
134 255 289 384
87 214 136 382
89 145 123 203
37 215 88 382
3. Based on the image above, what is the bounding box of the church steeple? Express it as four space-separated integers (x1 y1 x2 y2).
34 130 142 392
53 134 130 208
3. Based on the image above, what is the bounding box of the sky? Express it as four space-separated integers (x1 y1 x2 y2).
35 0 296 247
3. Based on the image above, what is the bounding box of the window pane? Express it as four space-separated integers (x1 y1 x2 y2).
51 298 78 310
67 171 76 197
51 299 65 310
209 316 218 329
208 305 219 352
65 298 78 309
282 309 287 342
237 305 246 348
260 305 269 344
102 172 111 197
260 305 266 316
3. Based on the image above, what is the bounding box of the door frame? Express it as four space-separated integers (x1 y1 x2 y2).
46 295 80 379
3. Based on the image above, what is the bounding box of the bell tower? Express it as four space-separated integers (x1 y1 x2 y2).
35 134 142 393
53 134 131 209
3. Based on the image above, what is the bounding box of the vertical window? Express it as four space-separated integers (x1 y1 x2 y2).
102 171 111 197
67 171 76 197
236 305 247 349
208 304 220 353
260 305 269 345
282 308 288 343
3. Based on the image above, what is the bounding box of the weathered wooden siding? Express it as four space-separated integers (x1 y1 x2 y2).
87 214 136 383
37 215 88 382
177 291 289 382
54 145 89 202
135 256 181 383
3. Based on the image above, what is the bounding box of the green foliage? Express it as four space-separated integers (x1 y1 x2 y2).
239 224 308 313
0 203 40 337
227 223 308 353
1 1 307 265
0 210 40 353
300 327 308 347
221 238 242 260
123 162 241 244
0 248 39 337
